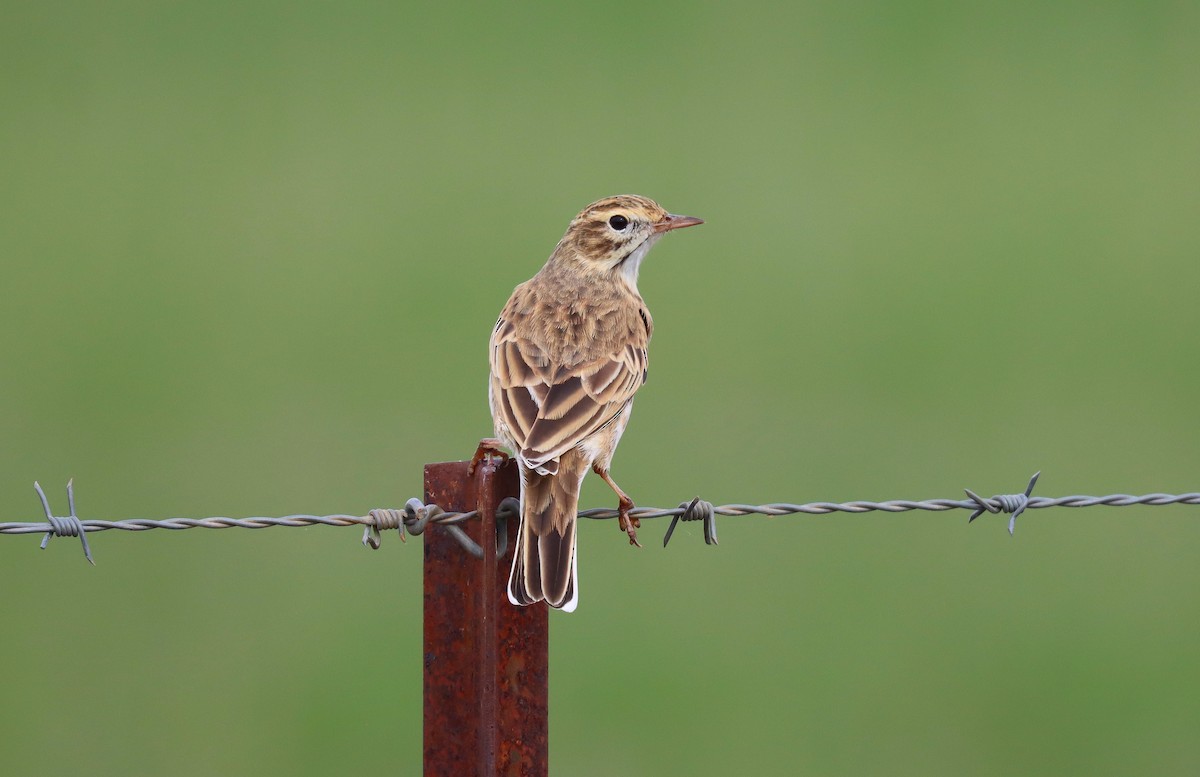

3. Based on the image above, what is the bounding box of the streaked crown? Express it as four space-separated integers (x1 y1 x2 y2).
551 195 703 272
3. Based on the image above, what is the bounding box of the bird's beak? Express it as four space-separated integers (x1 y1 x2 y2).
654 213 704 233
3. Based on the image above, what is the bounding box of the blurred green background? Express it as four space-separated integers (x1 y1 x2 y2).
2 2 1199 775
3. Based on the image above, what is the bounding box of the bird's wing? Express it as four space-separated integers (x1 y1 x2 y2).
490 316 646 473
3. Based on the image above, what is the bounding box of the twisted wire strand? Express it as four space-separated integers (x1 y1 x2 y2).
3 513 385 534
6 488 1200 534
6 476 1200 562
6 496 1200 535
7 495 1200 536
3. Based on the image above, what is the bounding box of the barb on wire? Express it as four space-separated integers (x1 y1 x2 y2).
966 471 1040 535
34 479 93 565
663 497 718 548
7 472 1200 563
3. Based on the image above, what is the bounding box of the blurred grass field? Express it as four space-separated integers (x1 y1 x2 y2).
2 2 1199 775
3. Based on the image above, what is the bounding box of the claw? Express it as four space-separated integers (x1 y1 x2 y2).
468 438 509 476
617 496 641 547
593 465 640 547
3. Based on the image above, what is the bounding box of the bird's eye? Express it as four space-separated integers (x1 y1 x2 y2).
608 214 629 231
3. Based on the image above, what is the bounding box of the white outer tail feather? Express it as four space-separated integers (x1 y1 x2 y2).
506 461 582 613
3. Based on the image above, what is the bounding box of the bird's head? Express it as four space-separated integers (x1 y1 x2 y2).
551 195 702 286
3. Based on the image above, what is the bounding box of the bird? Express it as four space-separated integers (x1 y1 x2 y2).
485 194 703 612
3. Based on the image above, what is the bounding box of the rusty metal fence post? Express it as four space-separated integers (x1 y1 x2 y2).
423 458 548 777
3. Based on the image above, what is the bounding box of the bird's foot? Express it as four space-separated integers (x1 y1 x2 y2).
617 496 642 548
468 438 509 476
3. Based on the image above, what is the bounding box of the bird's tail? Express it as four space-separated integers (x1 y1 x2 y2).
507 453 587 612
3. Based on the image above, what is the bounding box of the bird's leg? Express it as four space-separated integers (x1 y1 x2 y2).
469 438 509 476
593 465 641 548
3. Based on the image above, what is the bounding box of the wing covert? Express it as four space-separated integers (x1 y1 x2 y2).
490 314 646 469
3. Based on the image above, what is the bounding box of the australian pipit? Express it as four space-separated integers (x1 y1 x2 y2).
487 195 702 611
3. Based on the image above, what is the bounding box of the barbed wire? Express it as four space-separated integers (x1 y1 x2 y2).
4 472 1200 563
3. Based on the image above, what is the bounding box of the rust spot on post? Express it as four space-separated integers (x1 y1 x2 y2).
423 458 548 777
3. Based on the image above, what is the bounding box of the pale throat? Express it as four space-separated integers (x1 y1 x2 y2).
616 233 663 291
